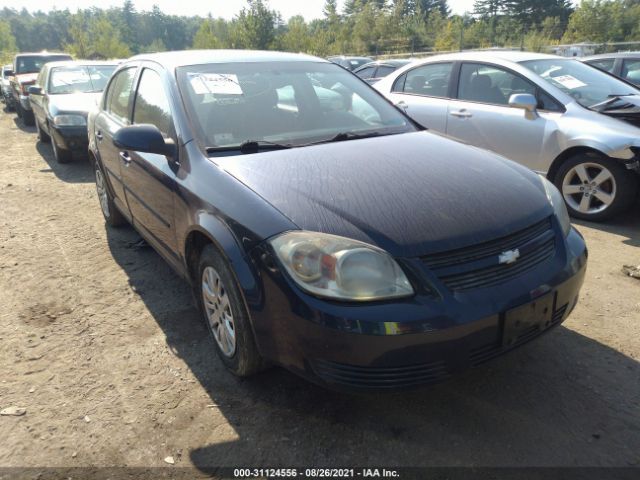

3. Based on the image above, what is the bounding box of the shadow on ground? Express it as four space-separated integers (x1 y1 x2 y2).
572 195 640 248
103 220 640 470
34 140 94 184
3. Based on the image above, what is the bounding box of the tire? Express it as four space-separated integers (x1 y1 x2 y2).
197 244 265 377
22 108 35 126
553 153 637 222
94 161 127 227
36 119 50 143
52 138 72 164
16 102 22 118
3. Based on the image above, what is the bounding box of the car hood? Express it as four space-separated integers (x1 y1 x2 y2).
15 73 38 84
216 131 553 258
48 92 102 116
592 95 640 128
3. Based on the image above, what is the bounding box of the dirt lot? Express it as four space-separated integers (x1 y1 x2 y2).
0 107 639 476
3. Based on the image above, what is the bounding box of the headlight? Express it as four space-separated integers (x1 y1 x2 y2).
53 114 86 126
539 175 571 237
269 231 414 301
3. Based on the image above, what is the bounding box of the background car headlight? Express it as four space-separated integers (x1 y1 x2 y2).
53 114 86 126
269 231 414 301
539 175 571 237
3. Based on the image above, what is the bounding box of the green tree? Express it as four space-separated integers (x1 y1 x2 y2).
88 16 131 59
0 19 17 63
192 18 222 48
280 15 311 52
233 0 277 49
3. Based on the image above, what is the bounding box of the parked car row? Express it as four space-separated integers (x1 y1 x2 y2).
374 51 640 222
16 48 639 391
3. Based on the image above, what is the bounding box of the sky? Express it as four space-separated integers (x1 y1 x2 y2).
2 0 478 20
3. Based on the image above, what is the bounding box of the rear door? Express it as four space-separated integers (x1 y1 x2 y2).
384 62 454 132
93 66 137 218
445 62 560 172
120 65 178 259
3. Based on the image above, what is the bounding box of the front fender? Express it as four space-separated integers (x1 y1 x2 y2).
183 215 263 311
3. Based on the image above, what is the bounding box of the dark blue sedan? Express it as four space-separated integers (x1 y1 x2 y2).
88 50 587 391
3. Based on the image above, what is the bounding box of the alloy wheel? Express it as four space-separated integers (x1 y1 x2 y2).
202 266 236 357
561 162 616 215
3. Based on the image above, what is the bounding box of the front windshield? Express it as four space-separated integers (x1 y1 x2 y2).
177 61 415 151
48 65 116 94
521 58 640 108
16 55 71 74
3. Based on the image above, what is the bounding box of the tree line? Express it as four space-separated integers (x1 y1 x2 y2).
1 0 640 64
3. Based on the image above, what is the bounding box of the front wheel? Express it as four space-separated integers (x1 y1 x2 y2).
52 139 72 164
36 120 50 143
22 109 35 126
197 245 265 377
554 154 637 222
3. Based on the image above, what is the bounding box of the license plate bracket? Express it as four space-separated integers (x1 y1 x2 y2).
503 293 554 347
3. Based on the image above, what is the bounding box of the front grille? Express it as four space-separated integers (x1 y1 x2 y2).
422 217 556 292
312 359 451 389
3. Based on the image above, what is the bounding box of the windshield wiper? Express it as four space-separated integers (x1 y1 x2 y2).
301 130 391 147
590 94 638 111
206 139 293 155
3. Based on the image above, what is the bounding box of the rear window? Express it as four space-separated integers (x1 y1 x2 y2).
48 65 116 94
16 55 72 74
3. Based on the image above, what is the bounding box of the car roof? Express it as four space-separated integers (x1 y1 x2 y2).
410 50 561 64
126 49 326 70
582 52 640 60
45 60 120 69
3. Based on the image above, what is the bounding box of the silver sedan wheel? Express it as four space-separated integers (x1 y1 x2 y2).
202 266 236 357
562 162 616 215
95 169 110 218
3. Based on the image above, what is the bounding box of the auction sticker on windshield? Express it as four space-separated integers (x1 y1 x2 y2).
552 74 587 89
189 73 243 95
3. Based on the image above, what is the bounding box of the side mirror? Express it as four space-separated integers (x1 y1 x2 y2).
113 124 177 159
5 70 14 77
28 86 42 95
509 93 538 116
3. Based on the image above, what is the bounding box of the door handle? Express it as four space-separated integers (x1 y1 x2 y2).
395 101 408 110
96 130 103 141
119 151 132 165
450 109 473 118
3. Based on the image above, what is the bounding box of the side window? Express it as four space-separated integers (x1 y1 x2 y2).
105 68 136 124
355 66 376 79
622 59 640 84
398 63 453 97
458 63 536 106
587 59 615 73
133 69 173 136
537 90 563 113
376 65 395 78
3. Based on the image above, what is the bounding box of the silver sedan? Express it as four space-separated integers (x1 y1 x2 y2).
375 51 640 221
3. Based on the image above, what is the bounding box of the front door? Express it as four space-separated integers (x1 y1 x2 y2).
445 62 557 172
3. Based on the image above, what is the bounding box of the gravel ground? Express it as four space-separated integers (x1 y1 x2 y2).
0 108 638 477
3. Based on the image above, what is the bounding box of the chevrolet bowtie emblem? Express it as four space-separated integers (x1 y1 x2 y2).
499 249 521 265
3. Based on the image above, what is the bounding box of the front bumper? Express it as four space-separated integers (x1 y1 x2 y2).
50 125 89 153
248 226 588 391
